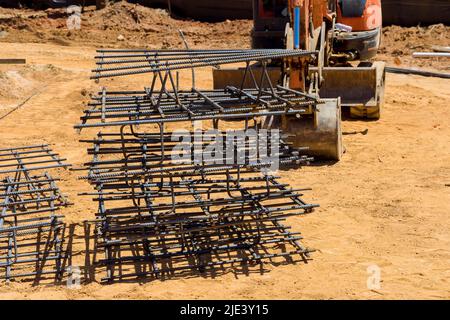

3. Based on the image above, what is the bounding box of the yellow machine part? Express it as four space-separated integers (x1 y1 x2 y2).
280 98 343 161
310 61 386 120
212 69 344 161
213 62 386 121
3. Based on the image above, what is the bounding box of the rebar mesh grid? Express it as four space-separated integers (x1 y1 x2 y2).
0 144 70 176
0 173 70 281
87 169 316 282
0 145 71 282
76 86 319 130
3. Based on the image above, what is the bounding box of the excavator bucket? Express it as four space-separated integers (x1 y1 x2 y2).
281 98 344 161
213 68 344 161
260 98 343 161
311 61 386 119
213 61 386 120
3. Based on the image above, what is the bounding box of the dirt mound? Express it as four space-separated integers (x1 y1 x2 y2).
0 2 252 49
379 24 450 70
87 1 171 31
0 70 34 101
2 2 448 71
0 64 68 110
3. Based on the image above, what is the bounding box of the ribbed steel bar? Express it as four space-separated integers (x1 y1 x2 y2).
92 49 317 79
77 130 310 184
95 49 285 58
0 145 71 176
95 50 288 65
76 86 318 130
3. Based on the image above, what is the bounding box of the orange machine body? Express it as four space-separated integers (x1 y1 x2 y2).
337 0 382 31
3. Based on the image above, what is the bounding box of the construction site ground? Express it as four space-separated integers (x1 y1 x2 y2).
0 3 449 299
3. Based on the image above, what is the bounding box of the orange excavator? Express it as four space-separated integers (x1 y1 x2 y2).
251 0 385 115
214 0 386 160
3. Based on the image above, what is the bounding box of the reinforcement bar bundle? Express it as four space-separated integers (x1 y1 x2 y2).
77 49 319 282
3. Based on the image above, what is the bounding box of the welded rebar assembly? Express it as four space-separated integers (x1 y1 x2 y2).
0 145 70 282
76 49 320 282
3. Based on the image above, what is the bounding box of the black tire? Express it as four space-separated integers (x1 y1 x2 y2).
96 0 109 10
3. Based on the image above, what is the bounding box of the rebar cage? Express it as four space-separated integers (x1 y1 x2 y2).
77 49 320 282
0 145 70 282
77 126 317 281
77 49 320 130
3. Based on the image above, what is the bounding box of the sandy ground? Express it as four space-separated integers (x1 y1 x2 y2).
0 3 449 300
